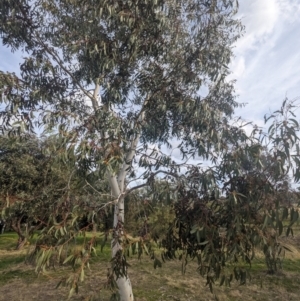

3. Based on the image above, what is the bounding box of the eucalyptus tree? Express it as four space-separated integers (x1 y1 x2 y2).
0 0 245 299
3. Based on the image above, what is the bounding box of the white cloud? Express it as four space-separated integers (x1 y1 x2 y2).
278 0 300 22
230 56 245 79
235 0 279 53
229 0 300 123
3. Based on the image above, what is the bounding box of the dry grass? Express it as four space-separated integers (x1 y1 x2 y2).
1 232 300 301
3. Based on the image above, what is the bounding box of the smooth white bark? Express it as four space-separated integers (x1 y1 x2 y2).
116 277 134 301
111 192 134 301
92 86 149 301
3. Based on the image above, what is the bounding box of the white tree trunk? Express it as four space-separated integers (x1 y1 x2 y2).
110 182 134 301
116 277 134 301
95 84 144 301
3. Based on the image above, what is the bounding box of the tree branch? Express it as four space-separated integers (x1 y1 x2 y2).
150 170 180 179
91 82 100 112
108 171 121 198
34 35 97 105
125 170 180 195
117 96 151 191
125 183 148 195
84 180 112 198
117 132 141 192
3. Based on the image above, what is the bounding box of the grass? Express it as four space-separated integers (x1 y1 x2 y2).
0 232 20 249
1 231 300 301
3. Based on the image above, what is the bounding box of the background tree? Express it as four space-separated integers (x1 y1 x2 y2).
0 134 111 249
124 179 176 239
0 134 54 249
2 136 48 246
162 101 300 286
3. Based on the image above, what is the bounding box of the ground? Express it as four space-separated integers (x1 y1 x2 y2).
1 232 300 301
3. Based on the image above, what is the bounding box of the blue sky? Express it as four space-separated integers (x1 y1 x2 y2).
230 0 300 125
1 0 300 126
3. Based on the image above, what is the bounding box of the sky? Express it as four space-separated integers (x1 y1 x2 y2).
229 0 300 126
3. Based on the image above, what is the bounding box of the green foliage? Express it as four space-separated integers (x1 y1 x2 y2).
125 181 175 238
0 134 113 249
159 100 300 289
0 135 65 248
